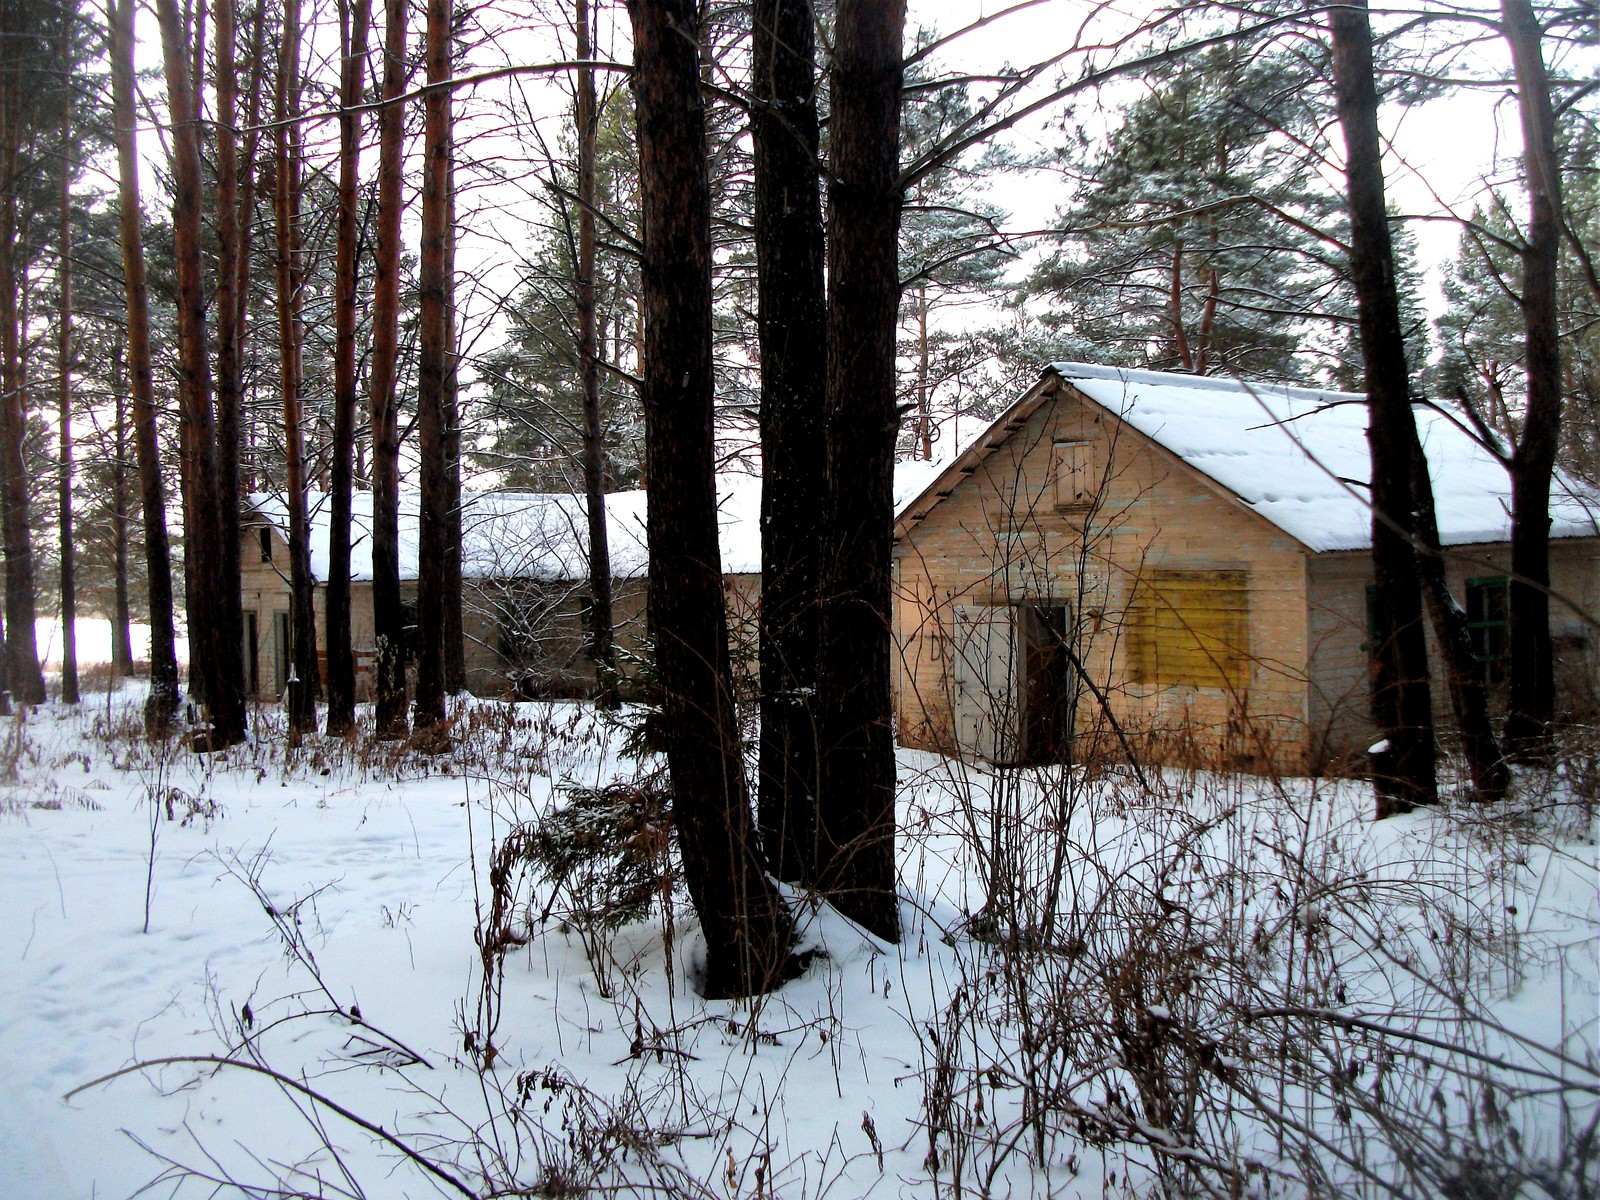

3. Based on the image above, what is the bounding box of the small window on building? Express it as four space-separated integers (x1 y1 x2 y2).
399 598 420 664
1127 569 1250 689
1466 576 1510 686
259 527 273 563
1053 440 1092 510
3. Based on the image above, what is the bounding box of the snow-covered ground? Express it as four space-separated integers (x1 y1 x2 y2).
1 685 1595 1199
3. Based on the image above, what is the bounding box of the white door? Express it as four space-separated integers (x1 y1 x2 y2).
952 605 1021 762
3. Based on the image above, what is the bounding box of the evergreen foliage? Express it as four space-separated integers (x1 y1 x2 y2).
1434 125 1600 481
528 776 673 935
474 92 641 493
898 37 1021 458
1031 41 1344 383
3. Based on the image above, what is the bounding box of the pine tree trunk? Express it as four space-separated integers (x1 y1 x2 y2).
57 69 77 705
629 0 794 998
1169 240 1192 372
0 602 8 714
412 0 451 741
367 0 408 739
111 353 133 678
1408 437 1508 800
916 285 931 459
273 0 319 741
1501 0 1562 755
441 142 464 696
188 0 205 100
207 0 247 745
109 0 179 731
814 0 905 940
751 0 825 882
156 0 229 738
1329 0 1437 816
233 0 266 386
576 0 616 710
0 123 44 705
326 0 370 735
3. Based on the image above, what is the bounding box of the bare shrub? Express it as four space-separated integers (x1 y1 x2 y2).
162 785 221 828
910 754 1600 1199
476 771 673 1039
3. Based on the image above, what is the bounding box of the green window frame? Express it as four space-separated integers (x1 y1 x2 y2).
1465 575 1510 686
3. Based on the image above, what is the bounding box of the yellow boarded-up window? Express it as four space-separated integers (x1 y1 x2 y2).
1126 570 1250 689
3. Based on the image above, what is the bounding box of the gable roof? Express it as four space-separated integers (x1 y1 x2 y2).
896 363 1600 553
247 474 764 584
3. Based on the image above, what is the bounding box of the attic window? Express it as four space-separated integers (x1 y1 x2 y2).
259 527 273 563
1126 569 1250 690
1053 440 1091 510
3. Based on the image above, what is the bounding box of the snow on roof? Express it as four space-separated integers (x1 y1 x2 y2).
257 363 1564 585
894 455 958 515
248 476 764 584
1040 363 1598 553
894 416 998 513
250 465 972 586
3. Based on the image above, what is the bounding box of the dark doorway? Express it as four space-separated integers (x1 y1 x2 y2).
1020 605 1072 764
245 612 259 697
273 611 290 697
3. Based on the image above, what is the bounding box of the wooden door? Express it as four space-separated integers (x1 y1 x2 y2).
952 604 1020 762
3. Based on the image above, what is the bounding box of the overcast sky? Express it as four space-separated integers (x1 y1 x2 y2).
109 0 1585 371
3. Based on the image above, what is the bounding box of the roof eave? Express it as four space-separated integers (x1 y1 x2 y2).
894 368 1063 541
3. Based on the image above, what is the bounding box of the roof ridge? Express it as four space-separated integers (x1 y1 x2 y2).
1048 361 1365 408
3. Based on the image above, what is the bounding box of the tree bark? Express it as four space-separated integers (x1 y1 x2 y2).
232 0 267 391
367 0 408 739
57 59 77 705
576 0 616 710
1169 240 1192 372
1328 0 1437 816
441 129 464 696
273 0 319 740
1501 0 1562 755
208 0 247 745
1409 437 1508 801
751 0 826 882
112 347 133 678
188 0 206 107
156 0 231 739
0 65 44 705
326 0 370 735
814 0 905 938
412 0 451 741
629 0 794 998
916 285 931 458
109 0 179 731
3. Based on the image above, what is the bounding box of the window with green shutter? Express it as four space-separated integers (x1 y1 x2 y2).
1466 576 1510 686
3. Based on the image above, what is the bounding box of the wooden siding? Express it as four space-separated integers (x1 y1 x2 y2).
894 379 1313 771
1306 540 1599 767
239 515 758 703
